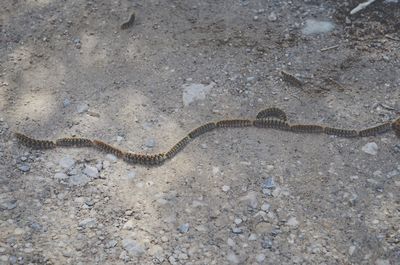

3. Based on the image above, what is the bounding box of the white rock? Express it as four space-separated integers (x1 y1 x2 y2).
362 142 378 155
222 185 230 192
59 156 75 169
268 12 277 21
122 239 145 256
105 154 117 162
287 217 299 227
83 165 99 178
302 19 334 35
182 82 215 106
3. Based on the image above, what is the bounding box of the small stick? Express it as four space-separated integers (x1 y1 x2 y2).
350 0 376 15
320 45 339 52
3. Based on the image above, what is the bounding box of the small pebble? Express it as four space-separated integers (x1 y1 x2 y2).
78 218 97 228
262 177 276 189
77 103 89 113
145 138 156 148
63 99 70 107
54 172 68 180
232 227 242 234
362 142 378 155
268 12 277 21
105 154 117 163
222 185 230 192
83 165 99 178
178 223 190 233
106 240 117 249
226 252 240 264
256 253 266 263
59 156 75 169
253 16 259 21
17 164 30 172
234 218 242 225
248 233 257 240
287 217 299 227
227 238 235 247
69 174 90 186
122 239 145 256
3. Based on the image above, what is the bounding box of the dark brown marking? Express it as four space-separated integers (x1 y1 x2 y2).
216 119 253 128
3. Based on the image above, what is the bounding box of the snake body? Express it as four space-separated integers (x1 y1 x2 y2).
15 108 400 166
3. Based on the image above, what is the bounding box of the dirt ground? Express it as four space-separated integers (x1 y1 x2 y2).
1 0 399 264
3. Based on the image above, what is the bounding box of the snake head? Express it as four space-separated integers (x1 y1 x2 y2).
393 117 400 138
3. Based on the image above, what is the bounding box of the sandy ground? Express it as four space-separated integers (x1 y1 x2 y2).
1 0 399 264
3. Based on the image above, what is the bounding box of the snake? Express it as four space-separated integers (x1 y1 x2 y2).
14 108 400 166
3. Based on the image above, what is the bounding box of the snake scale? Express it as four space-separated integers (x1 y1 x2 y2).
15 108 400 166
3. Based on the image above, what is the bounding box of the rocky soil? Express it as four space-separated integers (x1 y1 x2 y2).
0 0 399 264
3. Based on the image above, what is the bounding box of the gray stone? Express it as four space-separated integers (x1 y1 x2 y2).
262 177 276 189
122 239 145 256
256 253 266 263
232 227 242 234
77 103 89 113
268 12 277 21
59 156 75 169
375 259 390 265
54 172 68 180
362 142 378 155
78 218 97 228
106 240 117 249
1 199 17 210
145 138 156 148
17 164 30 172
178 223 190 233
69 174 90 186
63 99 70 107
83 165 99 178
226 252 240 264
287 217 299 227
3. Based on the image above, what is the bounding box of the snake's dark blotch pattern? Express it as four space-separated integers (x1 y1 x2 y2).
15 108 400 166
